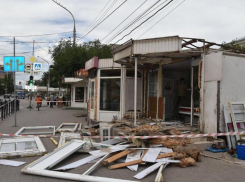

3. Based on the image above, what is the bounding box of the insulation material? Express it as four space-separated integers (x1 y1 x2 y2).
179 157 196 167
0 159 26 166
125 150 142 171
173 146 201 162
134 162 167 179
142 148 162 162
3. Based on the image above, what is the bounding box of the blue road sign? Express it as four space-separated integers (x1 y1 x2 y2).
4 56 25 72
33 63 42 71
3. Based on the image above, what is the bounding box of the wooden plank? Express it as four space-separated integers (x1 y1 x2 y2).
157 152 176 159
109 159 142 170
158 97 164 120
109 149 148 170
102 149 136 166
148 97 157 119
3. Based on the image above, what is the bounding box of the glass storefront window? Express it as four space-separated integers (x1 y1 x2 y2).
75 87 84 102
100 79 120 111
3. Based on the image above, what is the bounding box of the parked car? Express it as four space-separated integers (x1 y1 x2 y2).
4 94 12 99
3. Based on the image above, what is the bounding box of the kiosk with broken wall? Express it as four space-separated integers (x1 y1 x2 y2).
112 36 245 134
85 57 143 123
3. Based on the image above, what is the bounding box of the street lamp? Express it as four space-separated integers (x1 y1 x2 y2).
52 0 76 45
37 56 52 96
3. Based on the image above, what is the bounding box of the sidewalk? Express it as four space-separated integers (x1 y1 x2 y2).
0 100 245 182
0 99 87 134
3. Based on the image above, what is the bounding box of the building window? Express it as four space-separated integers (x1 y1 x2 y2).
100 69 121 77
100 79 120 111
91 81 95 109
75 87 84 102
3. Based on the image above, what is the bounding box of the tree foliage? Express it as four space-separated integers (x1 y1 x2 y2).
50 39 112 77
222 40 245 53
39 39 112 87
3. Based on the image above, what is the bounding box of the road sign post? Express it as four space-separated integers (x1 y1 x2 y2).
3 39 25 127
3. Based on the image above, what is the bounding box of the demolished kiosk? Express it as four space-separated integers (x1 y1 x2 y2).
112 35 245 135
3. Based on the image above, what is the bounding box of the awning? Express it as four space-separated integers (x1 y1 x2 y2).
63 77 83 84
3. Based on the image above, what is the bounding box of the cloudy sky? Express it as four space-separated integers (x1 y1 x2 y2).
0 0 245 86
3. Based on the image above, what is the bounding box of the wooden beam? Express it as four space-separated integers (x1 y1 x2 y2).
109 149 149 170
102 149 136 166
109 159 142 170
182 39 197 48
157 152 176 159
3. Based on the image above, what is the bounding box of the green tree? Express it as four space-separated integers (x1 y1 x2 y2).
45 39 112 87
0 79 5 95
222 40 245 53
4 74 14 94
50 39 112 77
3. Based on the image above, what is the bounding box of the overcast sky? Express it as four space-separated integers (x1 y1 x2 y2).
0 0 245 86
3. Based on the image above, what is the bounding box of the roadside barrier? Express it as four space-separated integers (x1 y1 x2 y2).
0 131 245 139
0 100 20 121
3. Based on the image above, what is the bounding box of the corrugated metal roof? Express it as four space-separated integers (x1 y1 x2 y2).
133 36 181 54
98 58 121 68
113 36 182 61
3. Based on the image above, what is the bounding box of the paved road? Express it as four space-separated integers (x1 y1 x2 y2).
0 100 245 182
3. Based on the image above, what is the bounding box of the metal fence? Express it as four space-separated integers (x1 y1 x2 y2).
0 100 20 121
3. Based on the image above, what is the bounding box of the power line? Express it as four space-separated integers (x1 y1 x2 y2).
105 0 161 44
77 0 122 41
112 0 173 45
0 51 32 55
101 0 148 42
0 41 58 43
0 31 73 38
130 0 180 37
35 42 50 54
77 0 127 42
134 0 169 23
138 0 185 39
80 0 112 36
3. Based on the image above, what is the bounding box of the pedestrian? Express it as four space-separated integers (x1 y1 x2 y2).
62 95 66 106
35 95 42 111
50 93 54 108
47 95 50 106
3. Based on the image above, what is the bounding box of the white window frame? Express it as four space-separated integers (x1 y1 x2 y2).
99 68 122 115
58 132 112 152
56 123 79 133
15 126 56 136
21 140 135 182
0 137 46 159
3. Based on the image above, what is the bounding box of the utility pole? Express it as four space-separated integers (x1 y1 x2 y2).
13 37 17 127
52 0 76 45
27 40 35 110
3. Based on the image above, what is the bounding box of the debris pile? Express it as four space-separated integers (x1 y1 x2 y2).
0 121 209 182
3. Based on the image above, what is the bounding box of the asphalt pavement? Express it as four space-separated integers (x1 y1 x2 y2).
0 100 245 182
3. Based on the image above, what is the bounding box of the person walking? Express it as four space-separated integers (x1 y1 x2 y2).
50 93 54 108
47 95 50 106
35 95 42 111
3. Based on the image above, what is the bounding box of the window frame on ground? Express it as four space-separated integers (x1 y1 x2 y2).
0 136 46 159
21 140 135 182
58 132 112 152
56 123 79 133
15 126 56 136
